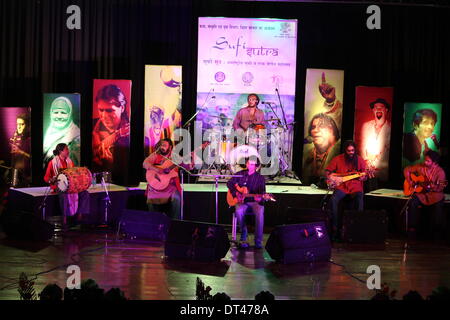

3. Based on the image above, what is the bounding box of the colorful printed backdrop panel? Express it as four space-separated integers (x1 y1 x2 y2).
353 86 393 181
43 94 80 168
0 107 32 187
92 79 132 181
402 102 442 168
144 65 182 156
302 69 344 184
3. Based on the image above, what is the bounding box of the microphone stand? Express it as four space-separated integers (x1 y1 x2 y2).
274 88 299 181
98 175 112 228
38 185 53 222
183 88 214 130
263 102 283 128
190 173 242 224
275 88 288 129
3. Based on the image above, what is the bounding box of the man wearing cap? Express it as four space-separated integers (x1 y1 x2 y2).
360 98 391 180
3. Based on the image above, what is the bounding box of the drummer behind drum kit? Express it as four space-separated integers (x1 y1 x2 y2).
202 116 294 178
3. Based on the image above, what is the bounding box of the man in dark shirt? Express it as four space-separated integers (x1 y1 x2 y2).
227 156 266 249
325 140 367 240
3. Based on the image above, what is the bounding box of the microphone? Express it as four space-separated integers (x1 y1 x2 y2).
431 134 440 149
304 136 313 144
262 101 277 105
211 88 215 99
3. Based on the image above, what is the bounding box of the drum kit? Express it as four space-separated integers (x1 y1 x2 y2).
197 101 299 177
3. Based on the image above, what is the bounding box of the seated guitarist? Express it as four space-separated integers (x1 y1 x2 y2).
226 156 266 249
403 150 447 242
143 138 195 219
325 140 367 241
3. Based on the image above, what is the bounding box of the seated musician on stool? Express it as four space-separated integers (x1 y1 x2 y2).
325 140 368 241
44 143 90 228
227 156 266 249
143 138 197 219
403 150 447 242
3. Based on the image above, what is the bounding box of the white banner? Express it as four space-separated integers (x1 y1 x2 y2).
197 17 297 94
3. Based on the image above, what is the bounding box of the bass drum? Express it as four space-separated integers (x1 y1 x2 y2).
56 167 92 193
228 145 260 173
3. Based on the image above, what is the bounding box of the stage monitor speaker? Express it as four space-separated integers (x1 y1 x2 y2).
342 210 387 244
119 209 171 241
265 222 331 264
164 220 230 262
285 207 330 231
1 210 54 241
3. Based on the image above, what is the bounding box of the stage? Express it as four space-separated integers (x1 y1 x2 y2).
6 183 450 234
1 183 450 300
0 230 450 300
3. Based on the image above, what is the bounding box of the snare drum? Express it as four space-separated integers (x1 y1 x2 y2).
57 167 92 193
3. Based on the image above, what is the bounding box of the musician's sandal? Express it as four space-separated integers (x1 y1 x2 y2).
254 243 263 249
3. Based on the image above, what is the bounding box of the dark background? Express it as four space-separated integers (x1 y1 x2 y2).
0 0 448 190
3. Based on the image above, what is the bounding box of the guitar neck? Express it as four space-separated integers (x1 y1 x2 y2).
341 173 364 182
243 193 264 198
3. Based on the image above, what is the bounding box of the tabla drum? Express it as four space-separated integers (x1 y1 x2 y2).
56 167 92 193
229 145 260 173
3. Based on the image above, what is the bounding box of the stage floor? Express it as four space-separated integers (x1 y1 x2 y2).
0 229 449 300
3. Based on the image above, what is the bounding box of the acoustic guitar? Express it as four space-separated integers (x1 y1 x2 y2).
403 173 448 196
146 142 209 191
226 185 276 207
94 124 130 160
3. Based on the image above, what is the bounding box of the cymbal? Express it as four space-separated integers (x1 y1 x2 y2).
209 115 233 120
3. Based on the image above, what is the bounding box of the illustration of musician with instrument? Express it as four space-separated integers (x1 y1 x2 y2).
9 113 31 187
359 98 391 180
303 113 341 184
403 150 447 242
325 140 371 241
226 156 273 249
44 143 90 228
143 138 208 219
92 84 130 175
402 108 440 166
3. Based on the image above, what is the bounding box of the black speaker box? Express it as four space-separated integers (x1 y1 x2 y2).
119 209 171 241
285 207 331 232
342 210 388 244
265 222 331 264
164 220 230 262
1 210 54 241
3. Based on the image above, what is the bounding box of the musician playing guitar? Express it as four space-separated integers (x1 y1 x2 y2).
403 150 447 242
143 138 205 219
226 155 266 249
325 140 370 241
